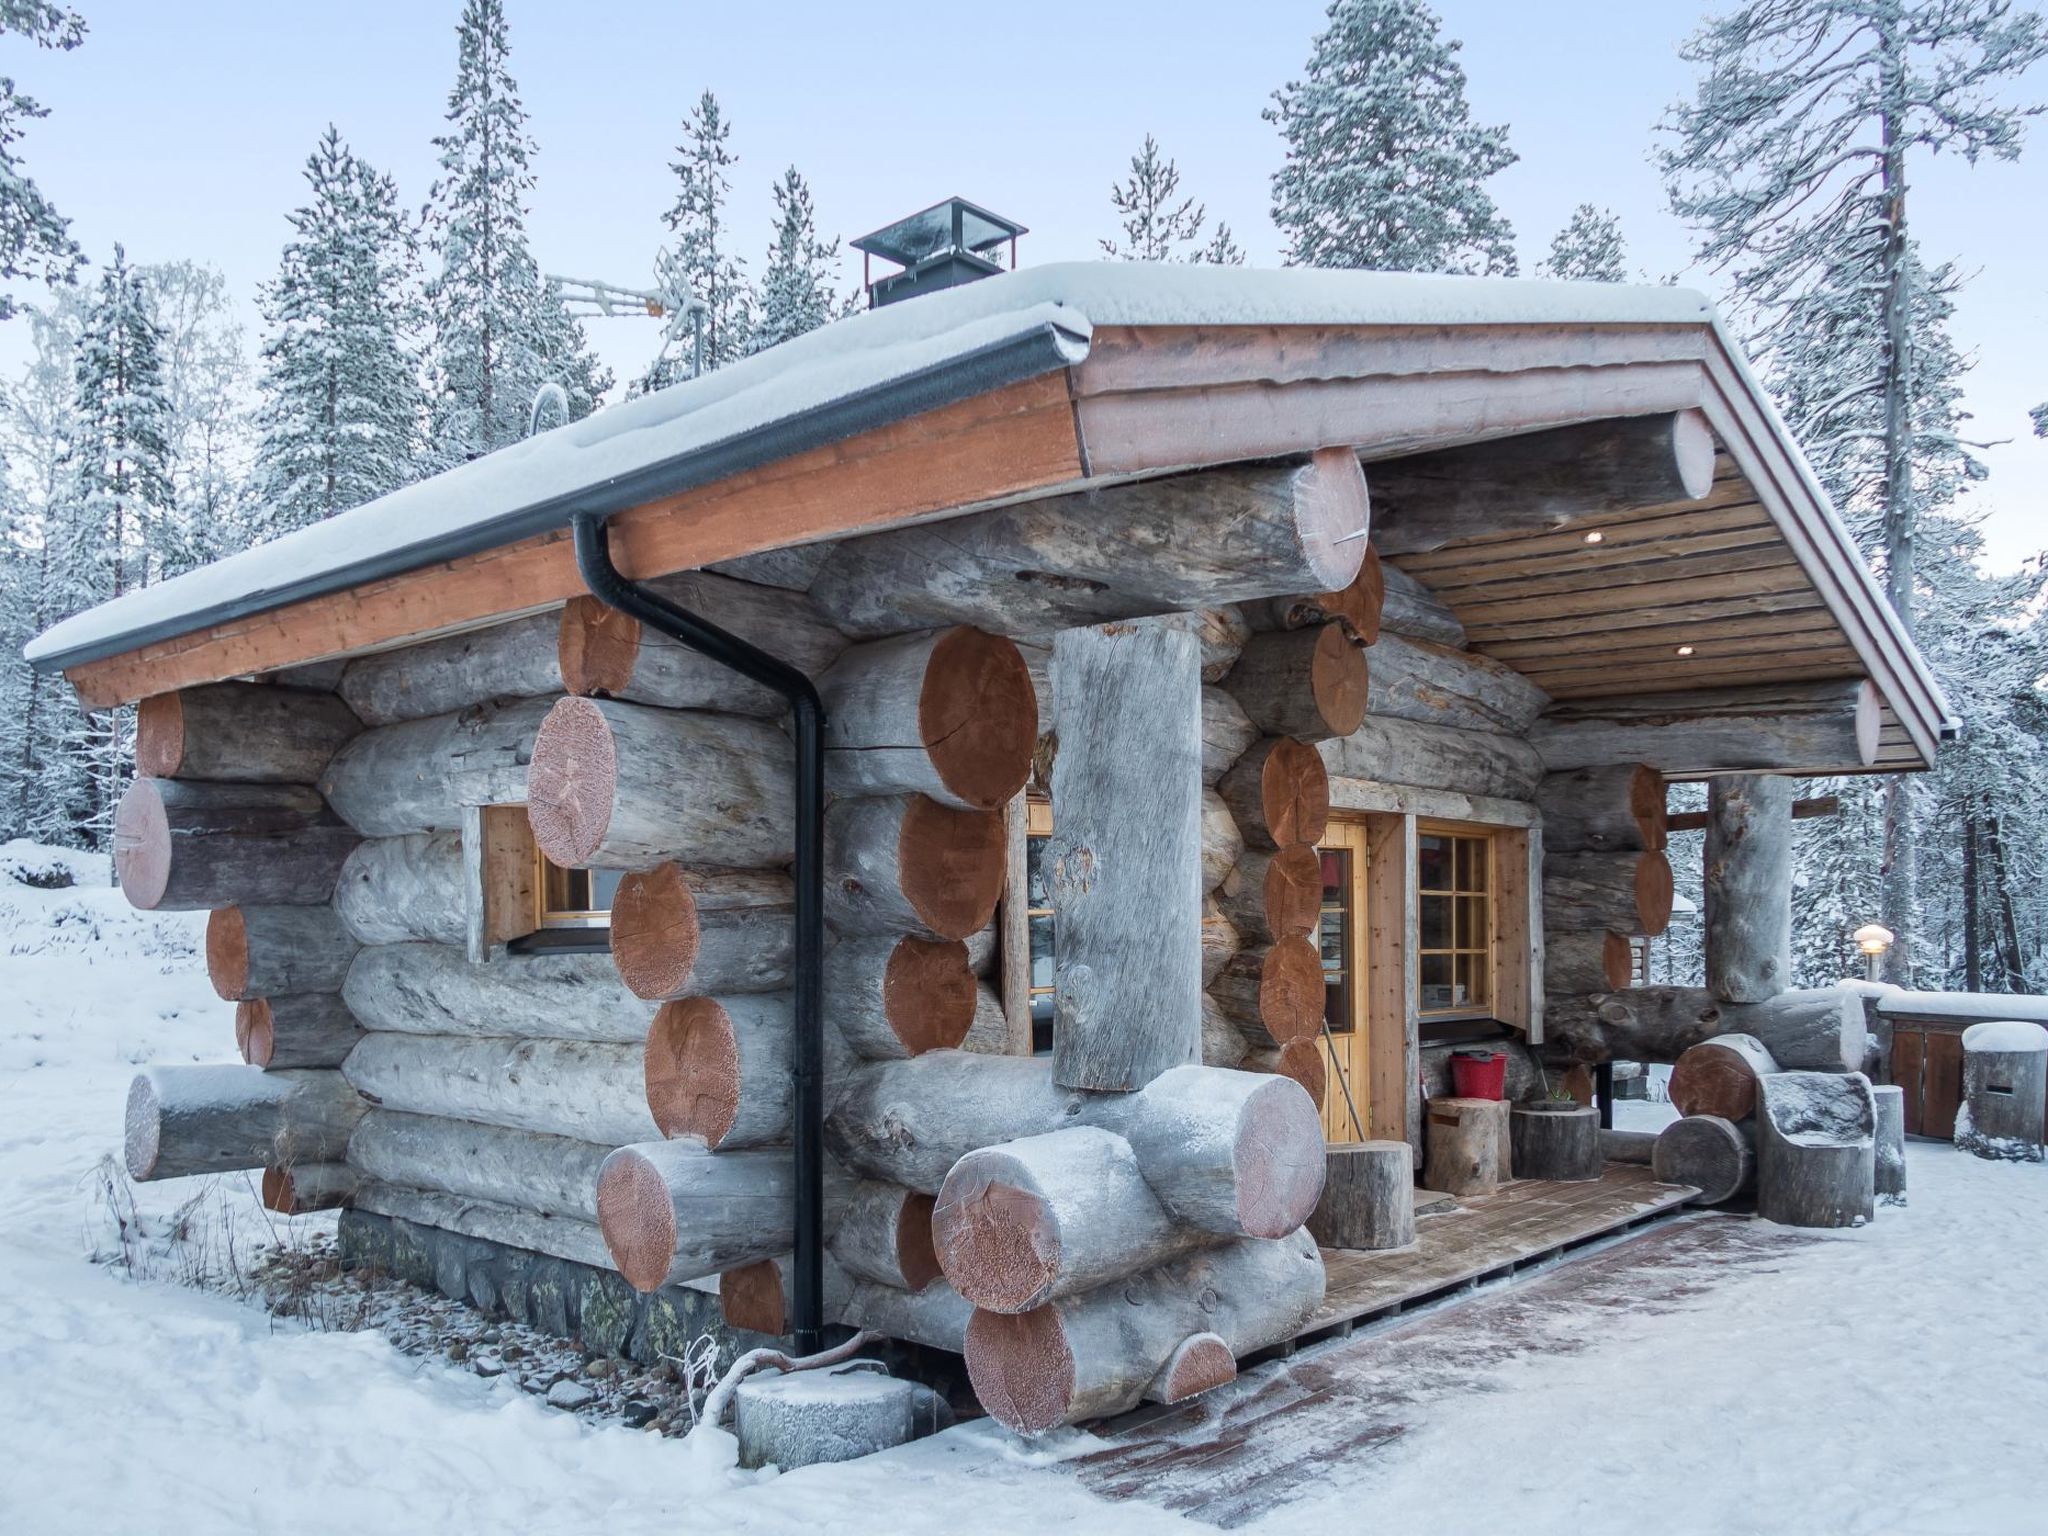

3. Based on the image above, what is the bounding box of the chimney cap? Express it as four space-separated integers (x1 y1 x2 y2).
852 197 1027 270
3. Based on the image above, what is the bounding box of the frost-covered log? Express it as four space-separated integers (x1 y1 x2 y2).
318 698 554 836
346 1109 608 1219
1546 986 1866 1071
1544 929 1633 996
1755 1073 1875 1227
808 451 1370 639
236 994 364 1071
1704 774 1793 1003
1536 764 1666 854
353 1181 615 1272
125 1065 365 1181
343 943 654 1043
1534 680 1883 775
824 793 1007 941
1363 632 1548 736
830 1181 941 1294
1209 937 1325 1049
337 611 565 725
963 1228 1326 1434
114 779 359 911
1667 1033 1781 1123
261 1162 361 1215
596 1140 806 1290
341 1032 656 1145
1543 850 1674 937
556 570 846 716
643 993 852 1149
1306 1141 1415 1250
819 628 1036 810
1957 1022 2048 1161
135 682 360 783
1871 1084 1908 1204
1045 621 1204 1092
206 904 358 1002
1216 844 1323 947
1221 625 1370 743
331 832 468 947
606 863 794 1001
826 933 977 1059
1321 716 1544 801
1652 1114 1756 1206
526 697 794 870
836 1275 975 1354
1217 736 1329 852
1201 689 1257 787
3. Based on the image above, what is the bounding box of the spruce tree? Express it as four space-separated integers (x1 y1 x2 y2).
1099 134 1245 265
1266 0 1517 274
0 1 87 319
255 127 422 536
749 165 839 354
144 258 255 571
654 90 750 384
1538 205 1626 282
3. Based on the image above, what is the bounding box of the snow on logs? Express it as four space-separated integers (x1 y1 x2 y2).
1754 1072 1876 1228
319 698 554 837
124 1064 364 1181
345 1109 610 1221
341 1032 658 1146
331 833 468 947
1667 1033 1781 1123
556 570 846 716
962 1228 1326 1435
235 994 363 1070
806 450 1371 640
206 904 358 1001
823 793 1006 940
1546 986 1867 1070
1044 622 1204 1092
135 682 361 783
114 779 359 911
526 697 794 870
595 1140 809 1291
818 628 1037 810
342 943 658 1043
642 993 852 1149
1220 624 1369 744
606 863 795 1001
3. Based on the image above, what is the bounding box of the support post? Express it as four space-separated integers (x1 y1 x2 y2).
1704 775 1793 1003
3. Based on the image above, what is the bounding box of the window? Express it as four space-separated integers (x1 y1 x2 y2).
1417 825 1492 1018
536 854 625 930
1024 798 1055 1052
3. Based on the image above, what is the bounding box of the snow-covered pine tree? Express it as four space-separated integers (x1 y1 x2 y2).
651 90 750 386
1538 204 1626 282
527 275 612 422
1266 0 1517 274
749 165 839 354
1201 223 1247 266
1663 0 2047 984
1099 134 1246 265
254 127 422 537
0 1 86 319
142 258 257 573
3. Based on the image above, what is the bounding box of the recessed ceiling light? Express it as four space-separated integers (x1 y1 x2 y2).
1676 645 1696 657
1582 531 1604 545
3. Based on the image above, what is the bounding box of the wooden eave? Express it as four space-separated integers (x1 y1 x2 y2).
56 315 1950 776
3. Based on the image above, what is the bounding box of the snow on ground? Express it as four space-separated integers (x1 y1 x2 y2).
0 843 2043 1535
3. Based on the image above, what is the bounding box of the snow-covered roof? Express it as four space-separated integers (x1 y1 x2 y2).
27 262 1715 674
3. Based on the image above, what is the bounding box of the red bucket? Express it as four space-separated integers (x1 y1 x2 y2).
1450 1050 1507 1100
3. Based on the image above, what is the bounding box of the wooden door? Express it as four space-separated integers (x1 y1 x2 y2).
1316 819 1372 1143
1894 1027 1926 1137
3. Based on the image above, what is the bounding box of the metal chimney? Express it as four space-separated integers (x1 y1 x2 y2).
851 198 1027 308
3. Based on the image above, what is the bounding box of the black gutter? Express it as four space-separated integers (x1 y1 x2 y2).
572 514 829 1355
31 317 1086 674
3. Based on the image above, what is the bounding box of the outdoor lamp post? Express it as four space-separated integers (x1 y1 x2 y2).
1854 922 1895 983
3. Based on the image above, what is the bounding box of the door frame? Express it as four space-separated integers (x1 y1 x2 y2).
1320 809 1414 1147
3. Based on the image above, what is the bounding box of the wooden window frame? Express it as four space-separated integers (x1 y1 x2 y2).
533 846 618 931
1415 820 1498 1024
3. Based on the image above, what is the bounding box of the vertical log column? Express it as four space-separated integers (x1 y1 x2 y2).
1047 623 1205 1092
1704 774 1793 1004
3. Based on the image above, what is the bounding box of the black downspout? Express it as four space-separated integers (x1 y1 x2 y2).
572 515 829 1354
1595 1060 1615 1131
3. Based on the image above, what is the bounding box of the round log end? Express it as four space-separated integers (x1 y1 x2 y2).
1668 1037 1773 1122
1260 738 1330 848
1316 545 1383 648
527 696 618 867
596 1148 681 1294
897 1191 942 1293
133 692 186 778
1653 1113 1752 1206
1853 680 1882 769
882 937 978 1055
235 998 275 1069
112 778 171 911
1635 851 1675 938
1671 409 1718 502
609 864 702 1000
260 1165 295 1214
898 796 1008 940
1297 446 1372 593
1233 1073 1331 1238
1629 764 1668 851
1308 623 1370 738
557 593 642 698
1263 844 1325 940
920 628 1038 810
933 1160 1061 1314
644 997 741 1145
1600 930 1634 991
719 1259 788 1335
1153 1332 1237 1405
205 906 250 1001
1259 936 1327 1046
964 1305 1077 1437
123 1073 163 1180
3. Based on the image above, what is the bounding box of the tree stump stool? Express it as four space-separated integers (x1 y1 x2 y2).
1956 1021 2048 1163
1756 1071 1875 1228
1424 1097 1501 1197
1870 1083 1907 1204
1510 1102 1601 1181
1307 1141 1415 1250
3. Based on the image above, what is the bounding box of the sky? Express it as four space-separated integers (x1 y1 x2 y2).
2 0 2043 570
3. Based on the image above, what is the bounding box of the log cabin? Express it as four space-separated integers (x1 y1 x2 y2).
30 249 1956 1436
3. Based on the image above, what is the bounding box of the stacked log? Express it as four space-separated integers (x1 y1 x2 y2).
126 1064 364 1181
1547 986 1867 1070
1538 763 1667 1002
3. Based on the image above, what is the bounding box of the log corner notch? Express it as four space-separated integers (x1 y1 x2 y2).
1366 409 1716 556
114 779 359 912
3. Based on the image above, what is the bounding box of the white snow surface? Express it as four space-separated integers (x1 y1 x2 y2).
27 262 1711 670
1961 1019 2048 1052
4 841 2046 1534
1889 990 2048 1024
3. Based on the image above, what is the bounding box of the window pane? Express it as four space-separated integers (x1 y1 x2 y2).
1420 953 1453 1013
1467 951 1491 1009
588 869 625 913
1461 896 1487 951
1029 914 1054 991
1418 834 1449 891
1026 835 1051 905
1320 849 1344 900
1421 893 1450 949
